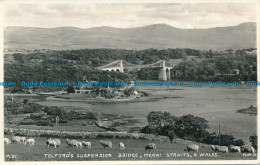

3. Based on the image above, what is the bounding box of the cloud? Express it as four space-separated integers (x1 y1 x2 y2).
4 3 256 29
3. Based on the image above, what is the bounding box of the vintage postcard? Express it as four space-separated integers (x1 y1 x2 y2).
0 0 259 164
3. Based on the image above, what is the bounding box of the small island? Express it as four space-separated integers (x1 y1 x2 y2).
236 105 257 115
53 86 149 102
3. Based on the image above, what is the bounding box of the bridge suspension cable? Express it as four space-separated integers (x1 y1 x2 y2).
123 60 165 68
97 60 121 69
97 59 172 70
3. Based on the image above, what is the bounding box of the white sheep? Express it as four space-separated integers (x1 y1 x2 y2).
25 114 31 119
11 136 20 144
145 143 156 150
211 145 228 153
4 138 10 144
229 145 241 153
185 144 199 152
66 139 79 148
25 138 35 146
20 137 26 144
46 139 58 148
119 142 125 150
100 140 112 149
48 138 61 147
241 145 255 153
77 141 83 148
82 141 91 149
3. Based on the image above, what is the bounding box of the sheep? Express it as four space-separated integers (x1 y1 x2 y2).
145 143 156 150
185 144 199 152
229 145 241 153
77 141 83 148
25 138 35 146
100 140 112 149
66 139 79 148
11 136 20 144
20 137 26 144
25 114 31 119
4 138 10 144
48 138 61 148
82 141 91 149
119 142 125 150
241 146 255 153
211 145 216 151
211 145 228 153
46 139 58 148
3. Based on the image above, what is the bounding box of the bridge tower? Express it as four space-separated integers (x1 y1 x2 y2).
158 60 167 81
119 60 124 72
166 69 171 81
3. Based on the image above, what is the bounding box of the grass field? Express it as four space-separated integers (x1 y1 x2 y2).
4 135 257 161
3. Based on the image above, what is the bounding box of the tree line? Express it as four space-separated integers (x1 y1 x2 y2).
173 53 256 81
5 48 257 92
141 111 257 149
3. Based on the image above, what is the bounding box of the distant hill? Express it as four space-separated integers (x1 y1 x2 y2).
4 22 256 50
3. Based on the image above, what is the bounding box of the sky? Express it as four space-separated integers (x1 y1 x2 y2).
4 3 257 29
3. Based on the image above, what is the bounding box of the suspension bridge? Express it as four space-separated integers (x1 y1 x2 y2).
97 60 173 81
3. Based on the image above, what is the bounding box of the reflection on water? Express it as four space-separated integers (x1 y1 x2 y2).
29 85 256 142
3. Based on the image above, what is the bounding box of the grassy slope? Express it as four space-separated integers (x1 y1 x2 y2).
4 135 257 161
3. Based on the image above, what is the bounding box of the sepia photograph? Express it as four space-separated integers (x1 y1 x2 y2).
1 0 259 163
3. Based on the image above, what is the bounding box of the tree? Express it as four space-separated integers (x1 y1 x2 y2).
23 99 29 104
4 110 13 124
234 139 245 146
141 125 161 135
167 130 176 143
202 132 244 146
249 134 257 150
147 111 176 127
141 111 177 138
219 134 235 146
138 69 151 80
160 125 176 143
174 114 209 140
67 86 75 93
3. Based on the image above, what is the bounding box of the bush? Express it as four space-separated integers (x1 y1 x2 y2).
59 120 68 123
23 99 29 104
142 91 149 96
36 120 54 127
234 139 245 146
167 130 176 143
219 134 235 146
30 113 47 119
19 121 38 125
96 134 114 139
202 132 219 145
249 134 257 150
202 132 245 146
106 128 118 131
123 87 136 96
141 125 162 135
67 86 75 93
128 127 142 133
67 111 97 120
